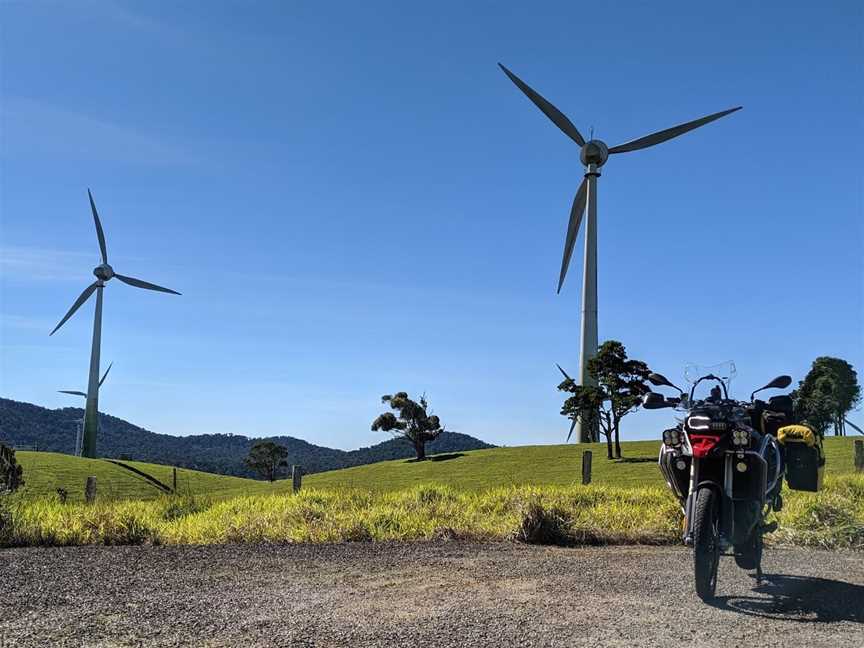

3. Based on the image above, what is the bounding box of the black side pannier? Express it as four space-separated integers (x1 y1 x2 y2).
779 425 825 492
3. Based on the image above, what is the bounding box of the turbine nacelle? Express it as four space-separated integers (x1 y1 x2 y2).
580 140 608 168
93 263 115 282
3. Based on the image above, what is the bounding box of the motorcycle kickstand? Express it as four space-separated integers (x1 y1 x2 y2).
755 534 764 584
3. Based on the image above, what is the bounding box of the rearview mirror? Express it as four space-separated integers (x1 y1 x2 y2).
643 392 672 410
647 372 683 393
750 375 792 400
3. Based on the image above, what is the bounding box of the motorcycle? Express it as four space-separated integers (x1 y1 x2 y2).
643 363 792 600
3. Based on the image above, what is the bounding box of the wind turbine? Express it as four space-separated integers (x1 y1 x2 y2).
59 363 111 457
556 364 578 441
499 63 740 443
51 190 180 458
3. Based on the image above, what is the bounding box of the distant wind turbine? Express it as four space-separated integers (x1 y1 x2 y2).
59 363 112 456
59 362 112 398
556 363 578 441
51 190 180 457
499 63 740 442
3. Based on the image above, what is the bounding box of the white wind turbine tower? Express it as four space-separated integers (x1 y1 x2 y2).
51 190 180 458
499 64 741 443
59 362 112 456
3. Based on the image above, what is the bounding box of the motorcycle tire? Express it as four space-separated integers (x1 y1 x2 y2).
693 487 720 601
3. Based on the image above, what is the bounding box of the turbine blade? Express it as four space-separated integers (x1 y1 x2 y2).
59 390 87 397
846 418 863 435
498 63 586 147
608 106 742 154
99 362 113 387
88 189 108 264
50 282 98 335
115 274 181 295
566 417 577 442
556 363 573 381
557 177 588 294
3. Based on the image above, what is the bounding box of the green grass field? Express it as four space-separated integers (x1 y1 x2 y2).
14 437 860 501
306 437 859 492
5 439 861 549
15 452 284 502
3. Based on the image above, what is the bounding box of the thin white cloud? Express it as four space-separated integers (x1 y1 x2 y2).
86 0 174 34
0 246 95 282
1 98 200 167
0 314 55 332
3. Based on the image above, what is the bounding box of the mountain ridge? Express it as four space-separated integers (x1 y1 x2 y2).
0 397 494 478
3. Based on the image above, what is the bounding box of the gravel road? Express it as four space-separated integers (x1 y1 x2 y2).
2 542 861 647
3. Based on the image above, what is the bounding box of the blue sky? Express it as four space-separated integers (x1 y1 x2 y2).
1 1 861 450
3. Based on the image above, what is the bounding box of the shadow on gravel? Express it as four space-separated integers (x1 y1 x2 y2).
710 573 864 624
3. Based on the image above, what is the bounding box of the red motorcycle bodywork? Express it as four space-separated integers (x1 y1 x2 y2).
689 433 726 458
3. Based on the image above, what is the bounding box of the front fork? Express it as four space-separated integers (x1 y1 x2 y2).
683 459 697 546
682 455 773 581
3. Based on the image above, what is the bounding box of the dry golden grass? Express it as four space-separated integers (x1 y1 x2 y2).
3 475 861 549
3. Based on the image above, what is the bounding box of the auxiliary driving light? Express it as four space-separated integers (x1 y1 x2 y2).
736 461 748 473
731 429 750 446
663 429 681 446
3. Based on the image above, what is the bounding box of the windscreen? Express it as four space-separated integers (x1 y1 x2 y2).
684 361 737 396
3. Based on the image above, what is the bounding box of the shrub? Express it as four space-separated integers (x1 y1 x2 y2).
513 499 572 546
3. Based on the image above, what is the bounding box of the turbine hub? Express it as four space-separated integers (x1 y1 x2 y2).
580 139 608 167
93 263 114 281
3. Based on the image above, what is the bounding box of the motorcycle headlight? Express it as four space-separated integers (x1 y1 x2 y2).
686 415 711 431
731 429 750 446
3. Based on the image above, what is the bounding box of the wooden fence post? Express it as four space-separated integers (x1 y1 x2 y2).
172 467 178 493
292 465 302 493
85 476 97 503
855 440 864 473
581 451 592 485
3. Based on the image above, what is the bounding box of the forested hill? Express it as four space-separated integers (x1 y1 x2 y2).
0 398 494 478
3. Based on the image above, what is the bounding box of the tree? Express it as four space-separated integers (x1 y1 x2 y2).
795 357 861 436
243 440 289 482
558 341 651 459
371 392 445 461
0 443 24 494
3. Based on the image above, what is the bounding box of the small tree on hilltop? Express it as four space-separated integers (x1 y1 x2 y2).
558 341 651 459
794 357 861 436
371 392 445 461
243 440 289 482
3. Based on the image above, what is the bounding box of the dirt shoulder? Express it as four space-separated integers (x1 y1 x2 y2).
2 542 862 647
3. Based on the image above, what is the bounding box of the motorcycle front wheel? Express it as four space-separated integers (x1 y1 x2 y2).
693 487 720 600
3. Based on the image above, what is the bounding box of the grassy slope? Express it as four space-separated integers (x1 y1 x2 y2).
305 437 858 492
15 452 284 502
14 437 858 501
